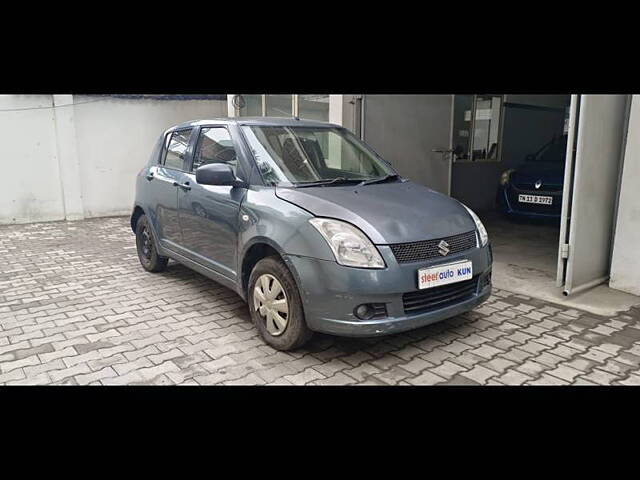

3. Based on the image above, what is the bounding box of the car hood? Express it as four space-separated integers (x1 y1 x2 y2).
512 161 565 185
275 180 476 245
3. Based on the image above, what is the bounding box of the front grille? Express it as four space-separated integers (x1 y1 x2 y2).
514 182 563 192
402 276 479 314
389 230 477 264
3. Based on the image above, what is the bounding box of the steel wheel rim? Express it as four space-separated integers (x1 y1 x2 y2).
253 274 289 336
140 226 153 260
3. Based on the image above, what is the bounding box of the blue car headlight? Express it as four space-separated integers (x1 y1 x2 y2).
499 169 515 186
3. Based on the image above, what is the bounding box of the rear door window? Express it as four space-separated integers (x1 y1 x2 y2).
163 129 193 170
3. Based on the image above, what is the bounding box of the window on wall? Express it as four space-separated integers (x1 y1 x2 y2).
192 127 237 173
265 95 293 117
238 95 263 116
298 95 329 121
234 94 330 122
471 95 502 161
453 95 503 162
163 129 193 170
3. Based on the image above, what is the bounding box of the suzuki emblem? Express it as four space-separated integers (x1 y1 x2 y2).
534 179 543 190
438 240 450 256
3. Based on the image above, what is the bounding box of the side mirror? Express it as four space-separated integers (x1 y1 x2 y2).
525 154 536 162
196 163 247 188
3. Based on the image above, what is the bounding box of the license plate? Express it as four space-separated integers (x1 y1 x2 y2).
518 194 553 205
418 260 473 290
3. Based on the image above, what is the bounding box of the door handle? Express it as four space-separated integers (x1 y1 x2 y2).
173 181 191 191
145 172 155 181
432 149 455 161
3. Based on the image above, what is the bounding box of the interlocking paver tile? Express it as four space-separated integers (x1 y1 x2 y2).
373 366 413 385
547 365 584 382
469 344 504 360
2 216 640 386
440 374 481 385
481 357 517 374
448 351 486 369
430 360 467 379
406 371 446 385
496 369 533 385
312 372 357 385
534 351 567 368
343 363 382 382
49 363 91 383
284 367 325 385
581 348 614 364
616 373 640 386
579 368 621 385
460 365 498 384
398 356 434 375
312 358 351 378
526 374 569 385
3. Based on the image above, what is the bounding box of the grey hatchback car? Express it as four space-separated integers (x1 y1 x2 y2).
131 117 492 350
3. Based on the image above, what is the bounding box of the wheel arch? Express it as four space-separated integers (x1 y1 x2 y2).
240 238 289 299
131 205 145 233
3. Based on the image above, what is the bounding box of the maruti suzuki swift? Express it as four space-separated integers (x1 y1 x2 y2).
132 117 492 350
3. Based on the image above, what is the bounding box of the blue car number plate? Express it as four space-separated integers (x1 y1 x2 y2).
518 194 552 205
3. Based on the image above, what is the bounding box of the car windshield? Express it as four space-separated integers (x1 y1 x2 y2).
241 125 396 186
532 135 568 163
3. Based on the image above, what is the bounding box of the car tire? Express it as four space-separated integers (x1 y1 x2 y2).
248 256 312 351
135 214 169 273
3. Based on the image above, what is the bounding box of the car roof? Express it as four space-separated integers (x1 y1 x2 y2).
167 116 341 132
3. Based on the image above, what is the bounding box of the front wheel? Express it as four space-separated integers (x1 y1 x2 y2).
248 256 312 351
135 214 169 273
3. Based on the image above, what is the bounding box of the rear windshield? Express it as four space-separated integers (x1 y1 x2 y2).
534 135 568 163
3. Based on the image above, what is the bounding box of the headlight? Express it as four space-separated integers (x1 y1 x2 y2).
499 169 515 186
309 218 385 269
462 205 489 247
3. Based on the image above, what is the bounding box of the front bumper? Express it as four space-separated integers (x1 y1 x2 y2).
283 244 492 337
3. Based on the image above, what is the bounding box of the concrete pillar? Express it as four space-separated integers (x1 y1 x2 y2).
227 94 237 117
52 94 84 220
610 95 640 296
329 95 344 126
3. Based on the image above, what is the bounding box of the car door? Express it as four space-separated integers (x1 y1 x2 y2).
146 128 195 250
178 125 246 280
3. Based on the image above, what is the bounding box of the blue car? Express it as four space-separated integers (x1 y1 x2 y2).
496 135 567 219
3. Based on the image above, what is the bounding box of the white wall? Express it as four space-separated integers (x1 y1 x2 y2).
73 96 227 218
0 95 65 224
0 95 227 224
610 95 640 296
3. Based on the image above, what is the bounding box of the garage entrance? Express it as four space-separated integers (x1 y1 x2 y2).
449 94 568 301
362 94 633 312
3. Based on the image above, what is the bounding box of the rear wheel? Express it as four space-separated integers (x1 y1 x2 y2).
135 214 168 273
248 256 312 351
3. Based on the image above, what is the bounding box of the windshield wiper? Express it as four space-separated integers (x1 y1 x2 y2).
358 174 401 186
294 177 364 188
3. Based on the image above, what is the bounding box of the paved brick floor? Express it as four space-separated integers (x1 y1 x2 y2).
1 216 640 386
